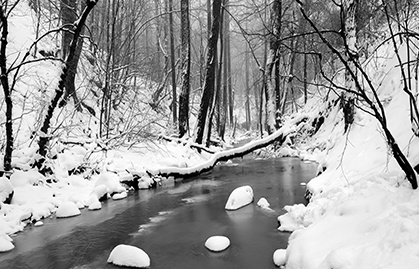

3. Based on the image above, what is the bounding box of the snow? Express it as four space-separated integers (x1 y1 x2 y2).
94 172 125 194
112 192 127 200
1 2 419 268
204 235 230 252
225 185 254 210
0 234 14 252
257 197 270 208
107 244 150 268
0 176 13 203
274 38 419 268
34 221 43 227
55 201 81 218
273 249 287 267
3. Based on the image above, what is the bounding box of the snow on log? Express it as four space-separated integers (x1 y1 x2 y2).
148 125 295 178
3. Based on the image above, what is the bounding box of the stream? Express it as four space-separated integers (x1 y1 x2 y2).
0 157 317 269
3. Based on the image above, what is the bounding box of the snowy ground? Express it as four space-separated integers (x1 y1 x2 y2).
276 40 419 268
1 2 419 269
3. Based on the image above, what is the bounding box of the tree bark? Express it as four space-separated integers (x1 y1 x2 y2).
342 0 358 133
178 0 191 137
168 0 177 124
265 0 282 134
194 0 222 145
59 0 84 110
0 6 13 173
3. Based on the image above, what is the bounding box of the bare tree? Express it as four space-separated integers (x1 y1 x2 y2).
178 0 190 137
168 0 177 124
194 0 222 145
0 3 14 173
341 0 358 132
265 0 282 134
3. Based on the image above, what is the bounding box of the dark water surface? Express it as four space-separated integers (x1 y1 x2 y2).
0 157 317 269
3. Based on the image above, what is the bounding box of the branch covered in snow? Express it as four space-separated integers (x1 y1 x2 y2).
148 125 295 178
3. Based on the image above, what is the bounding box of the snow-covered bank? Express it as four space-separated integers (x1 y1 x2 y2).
277 40 419 268
0 140 213 251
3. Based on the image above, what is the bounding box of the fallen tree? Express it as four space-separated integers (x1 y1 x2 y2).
147 124 296 178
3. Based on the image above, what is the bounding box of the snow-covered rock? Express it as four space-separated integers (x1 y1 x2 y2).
34 221 43 227
225 185 254 210
107 244 150 268
273 249 287 266
95 172 125 194
91 185 108 201
0 234 14 252
112 192 127 200
257 197 270 208
88 201 102 211
55 201 81 218
204 235 230 252
137 175 154 189
86 195 102 210
0 177 13 203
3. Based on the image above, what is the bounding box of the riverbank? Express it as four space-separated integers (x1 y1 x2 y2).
0 158 317 269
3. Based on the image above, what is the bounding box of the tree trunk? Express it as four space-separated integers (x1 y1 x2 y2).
59 0 83 110
226 10 233 127
168 0 177 124
0 7 13 173
178 0 191 137
194 0 222 145
342 0 358 133
245 44 251 130
149 125 293 178
265 0 281 134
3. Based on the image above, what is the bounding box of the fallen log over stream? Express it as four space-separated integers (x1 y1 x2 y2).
147 125 296 178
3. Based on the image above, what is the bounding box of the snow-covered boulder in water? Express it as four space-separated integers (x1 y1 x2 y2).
95 172 126 194
56 201 81 218
205 235 230 252
273 249 287 266
257 197 270 208
112 192 127 200
0 234 14 252
225 185 254 210
107 244 150 268
0 176 13 204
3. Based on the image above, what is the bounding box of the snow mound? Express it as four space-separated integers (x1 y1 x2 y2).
277 204 307 232
112 192 127 200
95 172 126 194
0 177 13 203
87 196 102 210
225 185 254 210
9 169 43 187
107 244 150 268
0 234 14 252
56 201 81 218
273 249 287 266
257 197 271 209
204 235 230 252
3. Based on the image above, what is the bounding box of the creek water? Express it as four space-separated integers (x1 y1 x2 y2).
0 157 317 269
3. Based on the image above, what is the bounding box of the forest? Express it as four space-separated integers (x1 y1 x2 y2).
1 0 419 268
